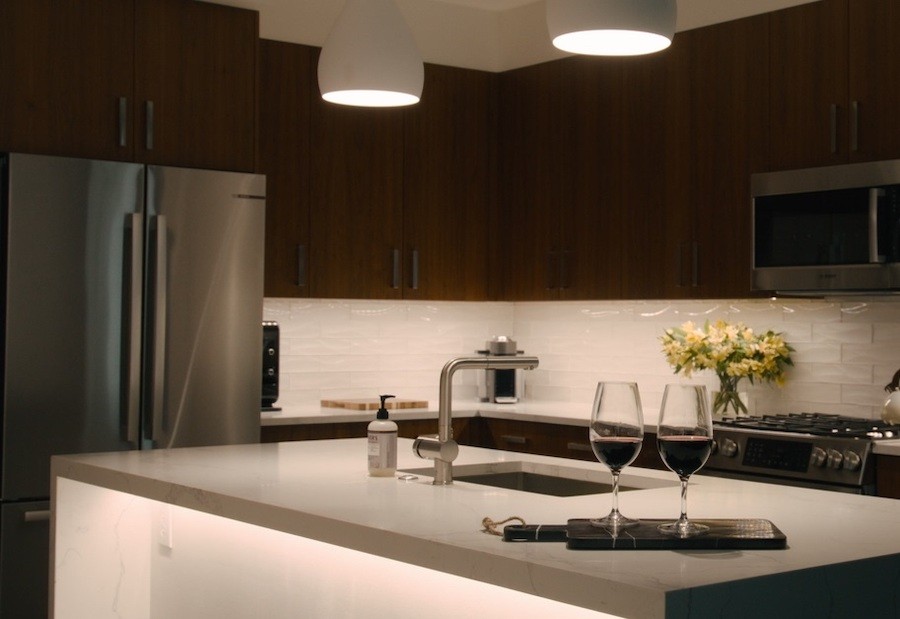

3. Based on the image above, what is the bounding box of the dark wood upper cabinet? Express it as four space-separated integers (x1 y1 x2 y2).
687 15 768 299
259 40 312 298
134 0 258 171
0 0 135 160
848 0 900 163
309 57 405 300
769 0 900 170
403 64 498 301
498 61 567 301
499 58 623 301
0 0 257 171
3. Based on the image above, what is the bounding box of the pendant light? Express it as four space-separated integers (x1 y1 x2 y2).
547 0 677 56
318 0 424 107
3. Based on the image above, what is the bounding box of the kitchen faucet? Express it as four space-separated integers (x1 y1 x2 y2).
413 355 540 485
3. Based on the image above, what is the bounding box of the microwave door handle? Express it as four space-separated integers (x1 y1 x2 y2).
869 188 884 263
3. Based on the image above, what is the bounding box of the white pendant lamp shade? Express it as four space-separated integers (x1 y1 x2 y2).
547 0 677 56
318 0 424 107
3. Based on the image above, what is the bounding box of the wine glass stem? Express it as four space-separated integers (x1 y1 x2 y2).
611 471 621 515
679 477 689 523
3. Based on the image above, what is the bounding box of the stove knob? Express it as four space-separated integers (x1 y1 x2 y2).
826 448 843 470
720 438 738 458
810 447 827 468
842 450 862 472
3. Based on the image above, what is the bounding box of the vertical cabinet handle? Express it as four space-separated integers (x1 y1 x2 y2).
850 100 859 152
297 244 307 287
145 101 155 150
560 250 571 290
391 248 401 289
546 250 558 290
121 213 143 445
118 97 128 147
691 240 699 287
410 249 419 290
829 103 838 154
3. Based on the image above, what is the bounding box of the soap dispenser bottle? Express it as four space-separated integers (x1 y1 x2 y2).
368 394 398 477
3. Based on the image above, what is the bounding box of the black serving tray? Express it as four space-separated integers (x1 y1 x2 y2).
504 519 786 550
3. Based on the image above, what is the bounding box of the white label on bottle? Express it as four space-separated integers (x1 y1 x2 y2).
367 431 396 470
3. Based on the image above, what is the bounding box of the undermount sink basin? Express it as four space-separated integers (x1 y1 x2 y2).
400 461 676 497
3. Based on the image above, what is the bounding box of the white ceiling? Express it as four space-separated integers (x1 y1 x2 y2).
208 0 819 72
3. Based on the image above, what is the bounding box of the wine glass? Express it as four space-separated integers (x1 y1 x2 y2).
656 384 714 537
589 382 644 529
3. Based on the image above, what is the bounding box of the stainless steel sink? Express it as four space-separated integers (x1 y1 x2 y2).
400 461 676 497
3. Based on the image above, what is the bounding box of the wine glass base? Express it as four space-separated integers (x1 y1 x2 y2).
590 513 640 530
658 520 709 538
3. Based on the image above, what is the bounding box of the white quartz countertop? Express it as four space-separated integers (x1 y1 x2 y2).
52 439 900 618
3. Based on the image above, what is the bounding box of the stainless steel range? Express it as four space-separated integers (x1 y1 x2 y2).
706 413 900 494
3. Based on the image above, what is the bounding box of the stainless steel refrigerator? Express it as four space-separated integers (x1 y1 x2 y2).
0 153 265 618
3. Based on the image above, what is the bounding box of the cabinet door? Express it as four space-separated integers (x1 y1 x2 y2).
848 0 900 162
134 0 257 171
768 0 848 170
259 41 312 298
0 0 134 160
403 65 497 300
309 70 405 299
560 58 622 300
690 16 768 298
498 62 567 301
656 35 694 299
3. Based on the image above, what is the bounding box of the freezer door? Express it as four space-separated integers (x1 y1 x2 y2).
2 154 144 501
0 501 51 619
144 166 264 448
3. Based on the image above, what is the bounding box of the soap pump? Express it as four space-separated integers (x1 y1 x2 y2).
368 394 398 477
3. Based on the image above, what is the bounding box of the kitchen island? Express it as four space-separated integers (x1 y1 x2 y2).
51 439 900 618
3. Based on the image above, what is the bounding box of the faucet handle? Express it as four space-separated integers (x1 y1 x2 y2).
413 434 459 463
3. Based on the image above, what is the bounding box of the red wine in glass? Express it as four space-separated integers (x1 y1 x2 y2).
591 436 643 471
657 435 713 478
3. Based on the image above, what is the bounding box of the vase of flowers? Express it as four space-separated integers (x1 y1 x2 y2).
660 320 793 419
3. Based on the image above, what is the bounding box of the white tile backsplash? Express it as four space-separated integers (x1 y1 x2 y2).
264 297 900 419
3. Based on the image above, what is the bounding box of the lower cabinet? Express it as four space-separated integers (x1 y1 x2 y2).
876 455 900 499
479 418 665 471
261 417 666 471
261 417 479 445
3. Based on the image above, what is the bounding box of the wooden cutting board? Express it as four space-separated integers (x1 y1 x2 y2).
321 398 429 411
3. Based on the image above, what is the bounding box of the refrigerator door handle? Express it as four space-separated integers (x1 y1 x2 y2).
148 214 168 443
121 213 144 444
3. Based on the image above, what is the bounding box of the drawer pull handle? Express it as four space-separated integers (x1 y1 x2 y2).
500 435 527 445
567 442 592 452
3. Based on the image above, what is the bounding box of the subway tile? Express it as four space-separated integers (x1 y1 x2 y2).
812 322 873 344
786 362 873 385
840 300 900 323
842 342 900 364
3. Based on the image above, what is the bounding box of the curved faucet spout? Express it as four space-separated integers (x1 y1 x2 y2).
414 355 540 485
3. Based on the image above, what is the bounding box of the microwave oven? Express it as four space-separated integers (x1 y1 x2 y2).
752 160 900 293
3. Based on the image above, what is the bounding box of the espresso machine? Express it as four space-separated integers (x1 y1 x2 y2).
476 336 526 403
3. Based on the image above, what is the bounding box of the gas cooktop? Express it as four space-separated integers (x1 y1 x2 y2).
714 412 900 440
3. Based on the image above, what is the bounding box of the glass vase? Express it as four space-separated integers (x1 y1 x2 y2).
712 375 748 419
